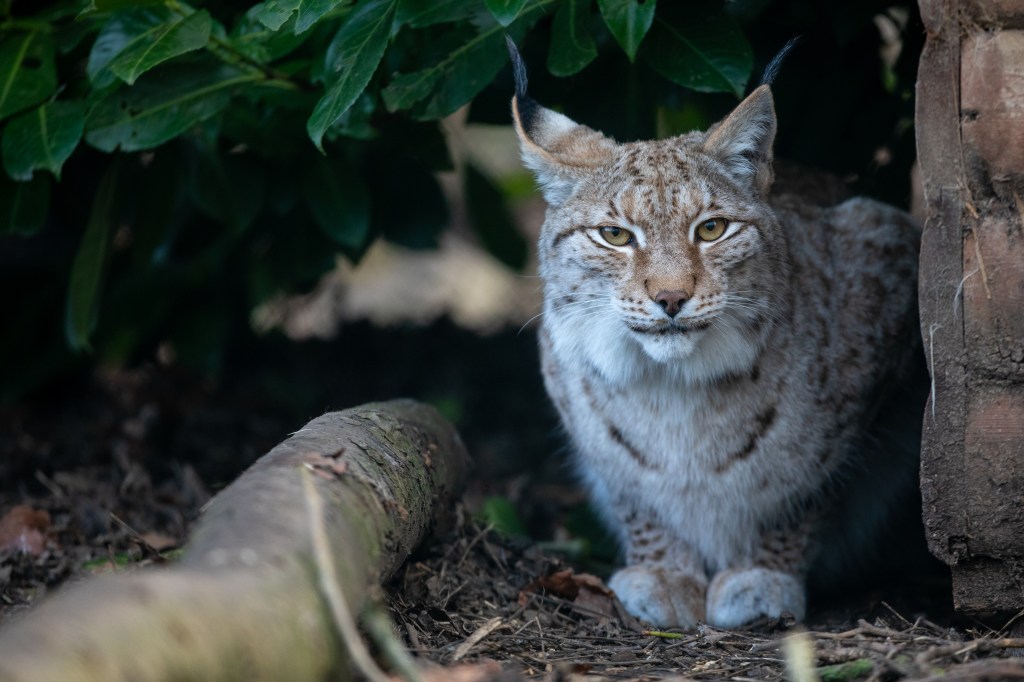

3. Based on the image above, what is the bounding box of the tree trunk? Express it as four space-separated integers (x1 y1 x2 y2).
0 400 469 681
917 0 1024 616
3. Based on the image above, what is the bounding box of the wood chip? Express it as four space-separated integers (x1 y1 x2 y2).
452 617 504 662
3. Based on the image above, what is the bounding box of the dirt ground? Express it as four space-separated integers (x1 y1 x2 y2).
388 509 1024 681
2 322 1024 681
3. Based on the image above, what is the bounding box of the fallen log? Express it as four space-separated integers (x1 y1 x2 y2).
0 399 469 681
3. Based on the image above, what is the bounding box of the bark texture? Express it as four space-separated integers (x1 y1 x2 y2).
917 0 1024 615
0 400 469 681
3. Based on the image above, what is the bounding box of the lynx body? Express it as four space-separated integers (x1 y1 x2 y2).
512 54 921 627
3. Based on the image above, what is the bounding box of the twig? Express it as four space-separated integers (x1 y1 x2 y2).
441 580 468 610
881 601 914 629
455 523 494 568
642 630 688 639
302 466 390 682
33 470 66 499
971 228 993 300
107 512 141 539
916 637 1024 666
535 611 546 657
1000 608 1024 636
405 622 424 653
513 616 540 637
749 640 782 652
452 617 504 662
363 603 424 682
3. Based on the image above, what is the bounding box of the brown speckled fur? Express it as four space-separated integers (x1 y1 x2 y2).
514 83 921 628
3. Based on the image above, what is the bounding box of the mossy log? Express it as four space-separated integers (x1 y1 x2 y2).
0 400 469 681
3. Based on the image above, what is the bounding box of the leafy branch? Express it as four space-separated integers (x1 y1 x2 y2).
0 0 759 398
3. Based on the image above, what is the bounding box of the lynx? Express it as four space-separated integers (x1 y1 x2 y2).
510 43 923 627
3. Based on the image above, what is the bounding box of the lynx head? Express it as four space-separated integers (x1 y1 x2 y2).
511 48 792 386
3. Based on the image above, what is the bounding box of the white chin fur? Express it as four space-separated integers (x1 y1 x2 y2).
550 312 763 386
636 332 700 363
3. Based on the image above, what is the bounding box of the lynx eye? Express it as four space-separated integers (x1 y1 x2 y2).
598 226 634 246
696 218 728 242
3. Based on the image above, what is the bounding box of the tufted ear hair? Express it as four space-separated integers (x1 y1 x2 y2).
507 39 615 206
703 84 777 196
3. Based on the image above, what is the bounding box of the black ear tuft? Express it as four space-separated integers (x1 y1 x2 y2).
506 36 539 132
760 36 801 86
516 94 540 135
506 35 528 99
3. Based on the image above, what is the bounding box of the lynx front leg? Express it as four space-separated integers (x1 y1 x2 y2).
705 524 810 627
608 512 708 628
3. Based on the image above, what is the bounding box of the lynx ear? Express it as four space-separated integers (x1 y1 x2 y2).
507 39 614 206
703 85 777 196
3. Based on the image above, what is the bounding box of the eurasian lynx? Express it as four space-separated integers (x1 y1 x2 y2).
510 44 924 627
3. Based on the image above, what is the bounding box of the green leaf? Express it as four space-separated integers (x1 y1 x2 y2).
108 10 213 86
230 6 313 63
302 152 369 249
65 163 120 353
378 64 434 113
29 2 87 23
639 2 752 97
0 31 57 121
85 61 259 153
255 0 301 31
596 0 655 62
484 0 527 27
307 0 396 151
817 658 874 682
295 0 346 33
256 0 347 33
382 5 548 120
547 0 597 77
381 27 503 119
0 174 50 236
480 497 526 537
396 0 479 28
79 0 164 15
55 17 98 55
464 163 527 269
88 7 174 88
2 100 85 181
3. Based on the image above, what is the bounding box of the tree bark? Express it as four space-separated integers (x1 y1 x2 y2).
0 400 469 681
917 0 1024 615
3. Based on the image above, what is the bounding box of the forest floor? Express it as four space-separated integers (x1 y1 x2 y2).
2 321 1023 681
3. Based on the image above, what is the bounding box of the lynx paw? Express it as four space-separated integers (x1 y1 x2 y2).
706 568 805 628
608 565 706 628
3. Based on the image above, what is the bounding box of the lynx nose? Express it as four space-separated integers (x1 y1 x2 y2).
653 290 690 318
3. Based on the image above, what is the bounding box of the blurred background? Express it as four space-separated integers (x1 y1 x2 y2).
0 0 923 564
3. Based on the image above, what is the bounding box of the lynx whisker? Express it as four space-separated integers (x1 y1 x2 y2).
519 299 609 334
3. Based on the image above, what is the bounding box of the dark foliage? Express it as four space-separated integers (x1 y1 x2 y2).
0 0 920 400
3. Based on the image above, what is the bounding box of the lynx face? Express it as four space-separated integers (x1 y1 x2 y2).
519 92 789 385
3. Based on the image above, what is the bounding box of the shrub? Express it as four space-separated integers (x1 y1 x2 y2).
0 0 919 399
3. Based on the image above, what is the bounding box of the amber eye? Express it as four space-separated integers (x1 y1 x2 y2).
598 226 634 246
696 218 728 242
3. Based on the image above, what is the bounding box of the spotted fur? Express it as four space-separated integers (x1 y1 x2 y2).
513 72 921 627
